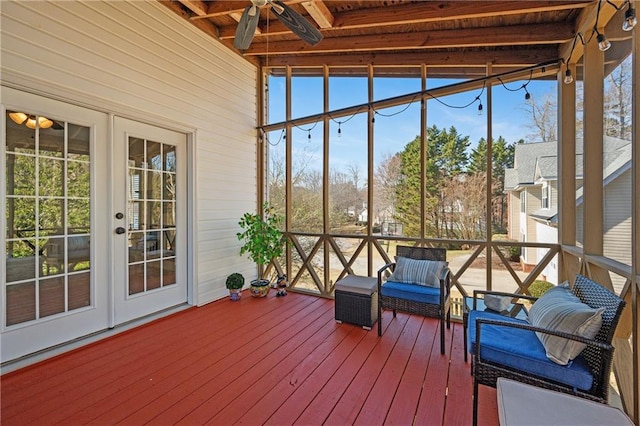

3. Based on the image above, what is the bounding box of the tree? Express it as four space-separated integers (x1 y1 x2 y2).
394 125 470 238
523 93 557 142
441 173 487 240
468 136 515 231
346 162 364 223
374 152 402 226
604 55 632 140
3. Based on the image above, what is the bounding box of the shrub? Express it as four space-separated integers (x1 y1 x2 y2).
225 273 245 290
529 280 554 298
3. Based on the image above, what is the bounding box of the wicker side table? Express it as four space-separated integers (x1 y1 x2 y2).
335 275 378 330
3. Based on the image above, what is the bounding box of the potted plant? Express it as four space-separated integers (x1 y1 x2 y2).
225 272 245 301
237 202 285 298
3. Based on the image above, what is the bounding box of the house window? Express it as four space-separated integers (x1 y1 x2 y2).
542 183 550 209
520 192 526 213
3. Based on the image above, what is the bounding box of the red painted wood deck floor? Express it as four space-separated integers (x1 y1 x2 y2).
1 292 498 425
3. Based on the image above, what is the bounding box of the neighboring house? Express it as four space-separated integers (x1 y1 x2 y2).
504 138 631 287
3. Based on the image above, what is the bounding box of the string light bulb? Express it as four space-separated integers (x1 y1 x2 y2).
623 4 637 31
596 31 611 51
524 88 531 100
564 68 574 84
477 102 483 115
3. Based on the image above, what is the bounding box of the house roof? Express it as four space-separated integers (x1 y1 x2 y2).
535 155 559 181
160 1 628 78
505 141 557 189
505 136 631 191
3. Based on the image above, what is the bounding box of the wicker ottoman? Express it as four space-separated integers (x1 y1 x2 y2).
335 275 378 330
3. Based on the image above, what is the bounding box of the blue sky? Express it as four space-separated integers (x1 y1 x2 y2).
267 75 556 172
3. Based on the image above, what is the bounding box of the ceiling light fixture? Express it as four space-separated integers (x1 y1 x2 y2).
9 111 54 129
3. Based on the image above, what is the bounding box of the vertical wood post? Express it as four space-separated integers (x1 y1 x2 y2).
486 63 493 291
558 62 577 282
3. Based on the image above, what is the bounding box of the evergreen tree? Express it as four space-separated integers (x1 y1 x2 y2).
394 125 470 238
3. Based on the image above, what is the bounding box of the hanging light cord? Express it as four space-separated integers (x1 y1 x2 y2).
265 128 286 146
424 81 486 109
372 94 420 117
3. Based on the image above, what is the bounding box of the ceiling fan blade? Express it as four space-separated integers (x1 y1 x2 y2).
270 0 323 46
234 6 260 50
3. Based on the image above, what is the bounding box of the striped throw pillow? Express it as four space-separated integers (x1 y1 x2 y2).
528 283 605 365
387 257 447 288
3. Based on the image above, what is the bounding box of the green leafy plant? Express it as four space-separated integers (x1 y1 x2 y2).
225 272 245 290
237 202 285 279
529 280 554 298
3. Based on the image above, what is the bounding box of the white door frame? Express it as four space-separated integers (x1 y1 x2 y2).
111 116 189 326
1 88 197 363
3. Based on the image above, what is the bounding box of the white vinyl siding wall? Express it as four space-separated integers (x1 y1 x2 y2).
603 168 632 273
1 0 258 305
550 180 558 208
524 186 542 263
508 191 520 240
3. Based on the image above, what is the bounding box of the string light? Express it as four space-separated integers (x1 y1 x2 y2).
326 105 367 137
608 0 637 31
562 33 584 85
496 73 531 101
262 62 551 133
564 68 574 84
292 120 319 141
623 2 637 31
595 30 611 51
594 1 611 51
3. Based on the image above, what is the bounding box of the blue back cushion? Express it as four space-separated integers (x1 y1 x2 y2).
387 257 447 288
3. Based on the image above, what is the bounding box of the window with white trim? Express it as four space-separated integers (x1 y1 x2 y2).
541 183 550 209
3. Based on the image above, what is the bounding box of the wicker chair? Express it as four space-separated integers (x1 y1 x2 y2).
470 274 626 426
377 245 451 354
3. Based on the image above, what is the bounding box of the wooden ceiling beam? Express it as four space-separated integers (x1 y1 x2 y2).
191 0 306 19
329 1 591 29
262 47 560 68
243 23 574 55
159 1 221 37
216 0 589 40
559 0 624 64
177 0 209 16
301 1 334 29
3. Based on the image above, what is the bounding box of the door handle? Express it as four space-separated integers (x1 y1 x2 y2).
115 227 126 235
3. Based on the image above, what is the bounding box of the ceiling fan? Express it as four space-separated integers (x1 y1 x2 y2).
233 0 323 50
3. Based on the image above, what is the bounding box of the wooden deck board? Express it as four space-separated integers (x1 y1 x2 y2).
1 292 498 425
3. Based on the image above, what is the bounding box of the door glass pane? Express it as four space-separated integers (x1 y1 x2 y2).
127 136 178 295
4 110 92 326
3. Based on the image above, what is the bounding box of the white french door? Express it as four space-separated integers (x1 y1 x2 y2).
112 117 187 325
1 88 110 362
2 90 189 363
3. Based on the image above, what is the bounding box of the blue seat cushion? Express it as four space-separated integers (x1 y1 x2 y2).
468 310 594 391
381 281 440 305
